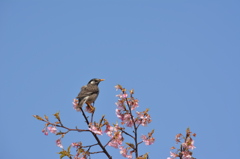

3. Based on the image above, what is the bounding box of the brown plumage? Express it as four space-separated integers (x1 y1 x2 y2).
76 78 104 112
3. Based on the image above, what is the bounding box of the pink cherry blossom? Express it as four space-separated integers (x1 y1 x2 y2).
72 99 81 112
182 139 196 150
170 151 178 158
105 123 124 149
72 142 81 148
108 131 123 148
122 113 134 127
89 123 102 135
73 154 86 159
115 100 125 110
141 135 155 145
175 133 182 143
181 151 192 159
119 146 133 159
42 128 48 135
136 111 152 126
48 126 57 134
116 109 124 120
188 141 196 150
108 141 119 148
56 138 63 148
105 124 117 137
116 93 128 99
128 98 139 110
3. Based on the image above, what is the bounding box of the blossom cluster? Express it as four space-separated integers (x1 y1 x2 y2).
167 128 196 159
119 146 134 159
110 85 155 158
56 138 63 149
71 142 88 159
115 84 152 128
43 126 64 149
72 99 81 112
89 122 103 135
105 123 124 148
141 129 155 145
42 126 58 136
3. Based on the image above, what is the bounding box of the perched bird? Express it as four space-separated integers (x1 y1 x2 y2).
76 78 105 112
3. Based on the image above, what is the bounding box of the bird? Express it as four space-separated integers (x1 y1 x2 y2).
76 78 105 113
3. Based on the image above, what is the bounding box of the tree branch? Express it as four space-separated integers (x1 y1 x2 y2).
124 91 139 158
80 107 112 159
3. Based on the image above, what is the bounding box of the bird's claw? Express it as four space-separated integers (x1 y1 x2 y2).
86 102 95 113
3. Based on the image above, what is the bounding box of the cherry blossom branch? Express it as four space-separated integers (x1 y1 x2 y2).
179 128 194 159
114 85 155 158
124 92 139 158
167 128 196 159
34 84 156 159
55 124 89 133
79 107 112 159
33 115 89 133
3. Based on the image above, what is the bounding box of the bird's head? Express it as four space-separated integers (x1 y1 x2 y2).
88 78 105 85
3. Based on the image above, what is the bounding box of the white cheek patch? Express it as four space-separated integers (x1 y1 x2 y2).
90 81 95 84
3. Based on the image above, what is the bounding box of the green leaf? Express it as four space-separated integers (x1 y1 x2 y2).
57 150 72 159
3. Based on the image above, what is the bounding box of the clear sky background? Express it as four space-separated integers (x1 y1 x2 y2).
1 1 239 159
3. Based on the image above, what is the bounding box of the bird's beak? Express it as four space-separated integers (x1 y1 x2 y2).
100 79 105 81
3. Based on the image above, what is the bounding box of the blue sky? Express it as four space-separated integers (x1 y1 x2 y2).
1 1 239 159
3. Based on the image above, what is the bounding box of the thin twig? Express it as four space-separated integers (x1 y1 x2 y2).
121 130 135 139
89 151 104 154
55 124 89 132
136 123 141 129
57 118 63 127
104 138 114 148
43 120 89 132
82 143 98 148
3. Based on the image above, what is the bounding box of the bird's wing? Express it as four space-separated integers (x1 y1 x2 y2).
77 85 99 99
